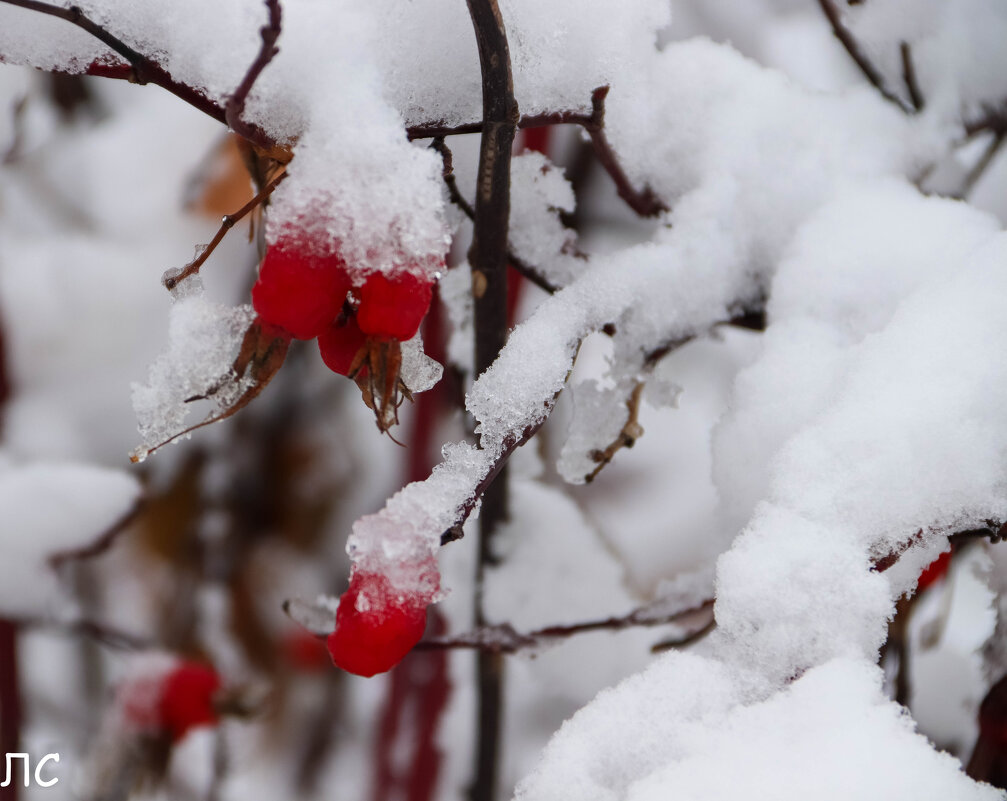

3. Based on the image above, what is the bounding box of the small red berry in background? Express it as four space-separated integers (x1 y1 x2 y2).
357 271 434 342
252 238 351 340
319 316 369 377
327 570 432 677
158 662 222 742
917 548 952 592
118 658 222 743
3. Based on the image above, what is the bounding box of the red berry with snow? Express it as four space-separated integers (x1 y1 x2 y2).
158 662 221 742
356 271 434 342
252 239 351 340
327 572 429 677
319 316 368 376
917 549 952 592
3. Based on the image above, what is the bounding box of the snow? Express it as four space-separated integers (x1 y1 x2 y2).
130 276 256 461
0 460 139 618
3 0 1007 797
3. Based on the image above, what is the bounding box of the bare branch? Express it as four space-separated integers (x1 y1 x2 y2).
583 86 668 217
899 41 924 112
430 137 561 294
817 0 914 113
958 131 1006 199
163 170 288 291
48 499 142 566
583 382 645 483
415 87 667 218
415 598 715 654
15 616 152 650
226 0 282 144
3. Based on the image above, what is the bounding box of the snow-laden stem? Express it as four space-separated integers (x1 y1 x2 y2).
465 0 517 799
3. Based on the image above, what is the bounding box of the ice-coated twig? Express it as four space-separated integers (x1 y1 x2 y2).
0 0 282 153
225 0 282 144
430 137 561 294
415 598 715 654
816 0 914 113
163 171 287 291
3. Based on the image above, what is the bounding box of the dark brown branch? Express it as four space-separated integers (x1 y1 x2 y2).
817 0 913 113
416 598 715 654
226 0 281 143
583 87 667 217
899 41 924 112
408 107 596 141
163 170 288 291
0 0 281 152
465 2 517 798
430 137 560 294
958 131 1006 199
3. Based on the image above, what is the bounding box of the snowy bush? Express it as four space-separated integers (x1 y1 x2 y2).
1 0 1006 799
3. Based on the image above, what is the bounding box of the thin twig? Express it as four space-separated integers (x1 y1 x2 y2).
816 0 913 113
0 0 281 152
899 41 924 112
430 137 560 294
163 170 287 290
584 382 645 483
582 87 667 217
226 0 282 143
14 616 151 650
416 598 715 654
958 131 1006 199
416 87 667 218
407 109 595 141
48 500 142 566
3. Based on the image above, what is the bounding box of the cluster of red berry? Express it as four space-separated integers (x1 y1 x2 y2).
250 234 436 375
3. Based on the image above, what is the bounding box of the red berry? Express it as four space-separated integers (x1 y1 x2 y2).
319 317 368 376
158 662 221 742
252 240 351 340
917 549 952 592
356 271 434 342
327 572 429 677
